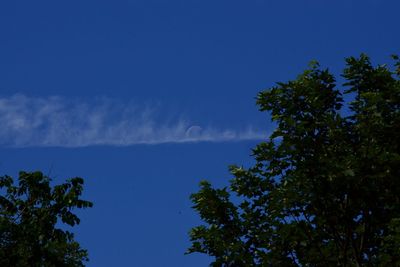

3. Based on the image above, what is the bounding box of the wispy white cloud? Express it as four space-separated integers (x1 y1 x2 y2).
0 94 265 147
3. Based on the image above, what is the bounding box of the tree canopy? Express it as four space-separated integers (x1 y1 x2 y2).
188 55 400 266
0 171 92 267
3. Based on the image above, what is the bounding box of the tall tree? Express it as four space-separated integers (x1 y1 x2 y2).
188 55 400 266
0 171 93 266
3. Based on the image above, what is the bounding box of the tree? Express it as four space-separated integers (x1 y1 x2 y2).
0 171 93 266
187 55 400 266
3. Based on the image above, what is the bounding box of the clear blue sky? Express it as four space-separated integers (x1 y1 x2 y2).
0 0 399 266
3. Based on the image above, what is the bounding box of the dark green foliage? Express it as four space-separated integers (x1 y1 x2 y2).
0 171 93 267
188 55 400 266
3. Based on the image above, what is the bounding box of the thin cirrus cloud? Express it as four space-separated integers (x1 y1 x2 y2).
0 94 265 147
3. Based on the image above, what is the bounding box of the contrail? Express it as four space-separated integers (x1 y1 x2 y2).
0 94 265 147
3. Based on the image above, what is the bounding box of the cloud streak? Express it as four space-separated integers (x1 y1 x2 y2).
0 94 265 147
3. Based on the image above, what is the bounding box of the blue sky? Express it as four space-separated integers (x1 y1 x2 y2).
0 0 399 266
